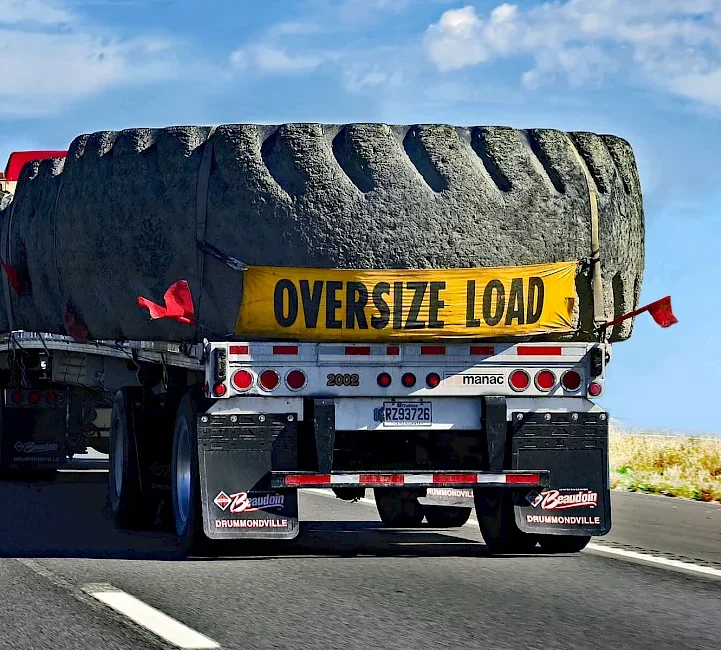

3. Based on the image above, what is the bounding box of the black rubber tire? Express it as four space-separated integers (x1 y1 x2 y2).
538 535 591 554
424 506 472 528
374 489 425 527
108 388 157 530
475 490 538 554
171 392 210 556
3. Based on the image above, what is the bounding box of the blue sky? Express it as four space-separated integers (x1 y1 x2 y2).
0 0 719 433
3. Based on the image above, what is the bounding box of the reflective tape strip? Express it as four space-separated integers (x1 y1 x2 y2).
281 472 542 487
331 474 359 484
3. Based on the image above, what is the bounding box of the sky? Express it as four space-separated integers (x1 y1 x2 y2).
0 0 718 433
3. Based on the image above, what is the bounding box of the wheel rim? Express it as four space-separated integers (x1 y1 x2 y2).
112 415 124 498
175 422 192 526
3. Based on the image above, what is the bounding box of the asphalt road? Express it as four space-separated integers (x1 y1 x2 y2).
0 471 719 650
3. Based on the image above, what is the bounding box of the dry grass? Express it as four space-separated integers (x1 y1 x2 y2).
609 428 721 502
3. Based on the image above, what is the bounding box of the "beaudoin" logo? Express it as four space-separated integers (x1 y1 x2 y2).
530 489 598 510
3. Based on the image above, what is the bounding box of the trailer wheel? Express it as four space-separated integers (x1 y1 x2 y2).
424 506 472 528
108 388 156 529
374 489 425 527
475 490 538 554
537 535 591 554
171 392 209 555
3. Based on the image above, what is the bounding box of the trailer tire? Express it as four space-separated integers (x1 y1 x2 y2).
374 489 425 527
108 388 156 530
171 392 210 555
424 506 472 528
475 490 538 554
537 535 591 554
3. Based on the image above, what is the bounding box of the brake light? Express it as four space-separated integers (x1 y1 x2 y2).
561 370 582 391
45 392 55 405
377 372 392 388
286 370 306 390
232 370 253 391
259 370 280 391
28 391 41 405
11 391 23 405
588 382 602 397
212 382 227 397
509 370 530 391
401 373 416 388
535 370 555 391
426 372 441 388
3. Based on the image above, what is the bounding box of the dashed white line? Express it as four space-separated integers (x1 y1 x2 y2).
85 585 219 649
304 487 721 580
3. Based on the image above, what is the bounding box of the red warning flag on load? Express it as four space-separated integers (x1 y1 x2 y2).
601 296 678 331
136 280 195 325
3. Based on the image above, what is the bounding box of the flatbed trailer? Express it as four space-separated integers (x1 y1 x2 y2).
0 332 610 555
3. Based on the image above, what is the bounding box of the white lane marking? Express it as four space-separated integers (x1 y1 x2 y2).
85 586 219 649
304 488 721 580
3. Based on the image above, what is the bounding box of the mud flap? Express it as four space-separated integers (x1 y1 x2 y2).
197 412 299 540
512 411 610 536
418 487 475 507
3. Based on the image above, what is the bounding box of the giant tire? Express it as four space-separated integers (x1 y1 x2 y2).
475 490 538 554
108 388 157 530
374 489 425 527
424 506 472 528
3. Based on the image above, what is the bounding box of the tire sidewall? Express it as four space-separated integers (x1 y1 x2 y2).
108 389 137 517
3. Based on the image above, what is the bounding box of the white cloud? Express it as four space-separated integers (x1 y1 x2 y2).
230 45 326 73
424 1 721 106
0 0 184 116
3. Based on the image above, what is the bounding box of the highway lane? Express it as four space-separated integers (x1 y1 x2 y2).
0 472 719 650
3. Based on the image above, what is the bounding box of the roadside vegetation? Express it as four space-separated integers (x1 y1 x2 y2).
610 426 721 503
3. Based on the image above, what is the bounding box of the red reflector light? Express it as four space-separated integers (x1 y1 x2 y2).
45 392 55 404
470 345 494 356
285 474 331 486
421 346 445 355
535 370 556 391
286 369 307 390
11 391 23 405
386 346 399 356
202 383 210 395
345 346 371 356
377 372 392 388
561 370 582 391
359 474 404 486
232 370 253 391
506 473 541 484
588 382 602 397
401 372 416 388
229 345 249 355
517 346 562 356
273 345 298 355
426 372 441 388
509 370 530 391
212 383 227 397
28 391 41 405
433 473 476 484
259 370 280 390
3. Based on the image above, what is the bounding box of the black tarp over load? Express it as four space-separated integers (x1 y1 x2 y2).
0 123 644 343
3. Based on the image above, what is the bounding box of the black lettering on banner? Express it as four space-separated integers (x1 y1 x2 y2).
526 276 544 324
346 282 369 329
274 280 298 328
325 281 343 329
505 278 525 326
372 283 391 329
393 282 403 330
300 280 323 328
482 280 505 327
405 282 427 329
466 280 480 327
429 281 446 329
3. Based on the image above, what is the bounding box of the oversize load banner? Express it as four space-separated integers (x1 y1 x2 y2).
234 261 577 341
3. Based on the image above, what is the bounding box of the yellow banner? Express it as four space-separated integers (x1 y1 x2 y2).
234 261 577 341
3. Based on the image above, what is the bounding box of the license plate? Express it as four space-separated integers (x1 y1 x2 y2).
379 401 432 427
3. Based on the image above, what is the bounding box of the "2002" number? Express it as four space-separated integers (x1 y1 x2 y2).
326 373 360 387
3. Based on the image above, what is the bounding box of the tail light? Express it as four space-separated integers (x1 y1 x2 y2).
401 373 416 388
588 382 602 397
232 370 253 391
426 373 441 388
28 391 41 405
286 370 307 390
535 370 555 391
10 391 23 405
45 392 55 405
377 372 392 388
212 382 227 397
561 370 582 391
509 370 530 391
259 370 280 391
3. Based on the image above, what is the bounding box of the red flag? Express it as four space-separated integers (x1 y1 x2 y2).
0 258 25 294
647 296 678 328
63 304 89 343
137 280 195 325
